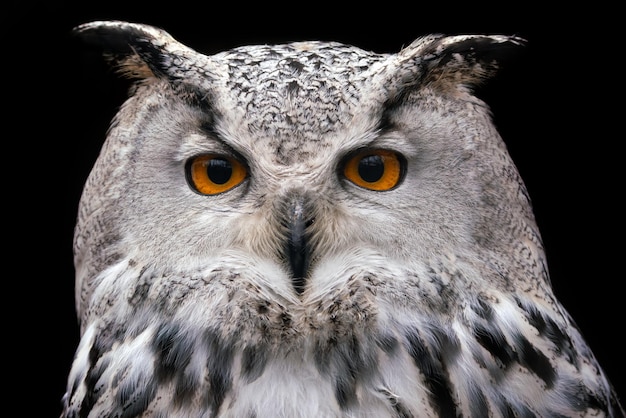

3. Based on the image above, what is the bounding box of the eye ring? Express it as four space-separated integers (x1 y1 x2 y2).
186 154 248 195
342 149 405 191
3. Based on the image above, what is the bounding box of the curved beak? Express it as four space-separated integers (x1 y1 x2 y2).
284 195 313 294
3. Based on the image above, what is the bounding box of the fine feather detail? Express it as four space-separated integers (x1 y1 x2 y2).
63 20 625 418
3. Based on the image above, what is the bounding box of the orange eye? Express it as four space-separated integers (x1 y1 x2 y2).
343 149 404 191
186 154 247 195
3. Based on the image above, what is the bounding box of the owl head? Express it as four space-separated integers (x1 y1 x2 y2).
71 21 533 324
64 22 626 418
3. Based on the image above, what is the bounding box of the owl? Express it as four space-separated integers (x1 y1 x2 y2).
61 20 624 418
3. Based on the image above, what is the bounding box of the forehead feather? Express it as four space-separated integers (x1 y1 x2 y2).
205 41 390 159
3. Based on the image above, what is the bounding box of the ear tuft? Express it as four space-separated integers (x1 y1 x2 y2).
72 20 197 81
387 34 526 99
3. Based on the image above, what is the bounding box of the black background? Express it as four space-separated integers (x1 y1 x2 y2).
10 2 623 416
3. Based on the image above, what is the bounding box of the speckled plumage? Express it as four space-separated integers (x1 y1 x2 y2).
62 20 624 418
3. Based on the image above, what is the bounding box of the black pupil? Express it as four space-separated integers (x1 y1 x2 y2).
358 155 384 183
207 158 232 184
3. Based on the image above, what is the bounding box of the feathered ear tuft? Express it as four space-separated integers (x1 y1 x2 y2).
381 34 526 102
72 20 199 82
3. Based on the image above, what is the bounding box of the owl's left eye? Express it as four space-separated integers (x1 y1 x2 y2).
186 154 248 195
342 149 405 191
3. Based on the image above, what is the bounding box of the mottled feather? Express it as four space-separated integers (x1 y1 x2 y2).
62 20 624 417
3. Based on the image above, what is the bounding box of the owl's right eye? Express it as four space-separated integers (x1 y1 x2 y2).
186 154 247 195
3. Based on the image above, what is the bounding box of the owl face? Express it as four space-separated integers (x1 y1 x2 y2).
74 22 535 336
75 30 527 317
65 21 622 418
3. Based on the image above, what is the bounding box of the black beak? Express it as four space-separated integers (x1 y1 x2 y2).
284 196 312 294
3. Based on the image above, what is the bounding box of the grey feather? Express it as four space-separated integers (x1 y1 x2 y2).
62 20 625 417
